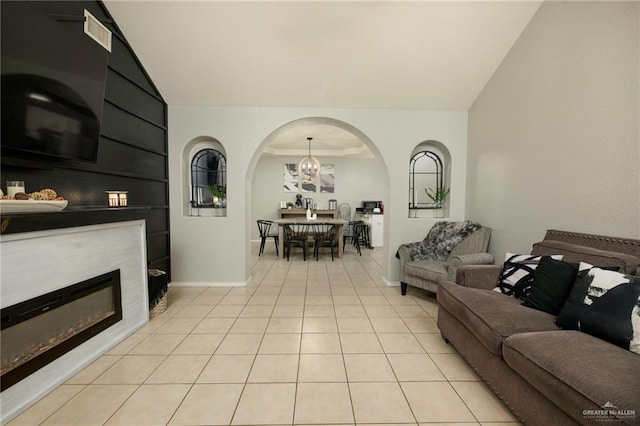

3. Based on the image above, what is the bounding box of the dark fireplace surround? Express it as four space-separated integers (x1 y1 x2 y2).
1 270 122 391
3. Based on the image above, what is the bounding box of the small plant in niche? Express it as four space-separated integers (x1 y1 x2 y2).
208 185 226 207
425 187 450 205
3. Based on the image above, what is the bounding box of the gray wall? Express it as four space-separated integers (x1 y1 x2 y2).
250 154 387 239
467 1 640 260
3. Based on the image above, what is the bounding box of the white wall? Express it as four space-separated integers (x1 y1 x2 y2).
168 107 468 285
467 1 640 260
250 154 387 239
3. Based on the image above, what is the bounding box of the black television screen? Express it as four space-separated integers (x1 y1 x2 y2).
1 1 109 163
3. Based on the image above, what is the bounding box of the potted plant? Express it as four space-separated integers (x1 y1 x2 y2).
425 186 450 207
208 185 226 207
286 202 294 209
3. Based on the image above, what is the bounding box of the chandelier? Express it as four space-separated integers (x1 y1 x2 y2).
298 137 321 183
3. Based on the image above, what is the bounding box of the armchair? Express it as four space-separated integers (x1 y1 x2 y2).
397 221 493 295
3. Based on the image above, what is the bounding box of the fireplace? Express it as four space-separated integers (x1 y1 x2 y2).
1 270 122 391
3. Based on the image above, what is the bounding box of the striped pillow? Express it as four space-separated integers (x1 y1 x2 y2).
493 253 563 300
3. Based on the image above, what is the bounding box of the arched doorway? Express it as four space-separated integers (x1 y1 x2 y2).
244 117 391 275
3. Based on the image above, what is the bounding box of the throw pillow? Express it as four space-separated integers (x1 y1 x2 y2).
493 253 563 300
556 262 640 354
522 257 578 315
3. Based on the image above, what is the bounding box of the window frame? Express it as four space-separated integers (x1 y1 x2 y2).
190 148 227 209
408 150 444 210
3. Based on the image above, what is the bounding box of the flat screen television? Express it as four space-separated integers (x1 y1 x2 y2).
1 1 109 163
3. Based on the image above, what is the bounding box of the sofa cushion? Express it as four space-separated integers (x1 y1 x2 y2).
405 259 448 283
532 240 640 275
522 257 579 315
493 254 563 300
503 331 640 425
438 281 559 356
449 226 490 257
556 263 640 354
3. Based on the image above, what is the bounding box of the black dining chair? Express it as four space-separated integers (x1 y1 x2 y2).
283 223 310 261
256 220 279 257
311 223 338 261
349 220 366 255
354 221 370 252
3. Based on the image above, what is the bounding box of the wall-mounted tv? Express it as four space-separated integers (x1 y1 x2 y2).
1 1 109 164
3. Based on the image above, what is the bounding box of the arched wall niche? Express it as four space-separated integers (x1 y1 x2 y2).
182 136 227 217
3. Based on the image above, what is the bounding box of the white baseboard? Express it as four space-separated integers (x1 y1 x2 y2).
381 275 400 287
170 281 247 287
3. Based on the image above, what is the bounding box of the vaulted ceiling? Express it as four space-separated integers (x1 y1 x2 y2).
103 1 542 153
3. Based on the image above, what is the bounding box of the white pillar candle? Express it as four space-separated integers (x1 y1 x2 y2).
7 181 25 197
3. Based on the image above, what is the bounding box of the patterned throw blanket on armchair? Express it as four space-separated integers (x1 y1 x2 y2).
397 220 482 262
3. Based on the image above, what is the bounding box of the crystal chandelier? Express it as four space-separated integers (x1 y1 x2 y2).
298 137 321 183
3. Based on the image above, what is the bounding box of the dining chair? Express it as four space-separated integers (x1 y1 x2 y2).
338 203 354 249
349 220 366 255
311 223 338 261
354 221 370 252
256 220 279 257
283 223 310 261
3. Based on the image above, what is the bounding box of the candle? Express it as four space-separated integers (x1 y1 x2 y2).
118 192 128 206
7 181 25 197
106 190 128 207
107 192 119 207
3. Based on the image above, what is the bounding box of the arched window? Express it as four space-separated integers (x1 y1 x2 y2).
409 150 445 210
191 148 227 210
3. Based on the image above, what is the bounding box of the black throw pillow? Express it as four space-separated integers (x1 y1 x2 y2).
522 257 579 315
556 263 640 354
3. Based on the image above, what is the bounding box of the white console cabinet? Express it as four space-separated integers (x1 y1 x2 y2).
362 214 384 247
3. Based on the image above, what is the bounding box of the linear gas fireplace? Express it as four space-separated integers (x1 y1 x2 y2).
1 270 122 391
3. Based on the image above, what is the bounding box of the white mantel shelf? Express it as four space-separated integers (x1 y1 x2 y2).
0 219 149 424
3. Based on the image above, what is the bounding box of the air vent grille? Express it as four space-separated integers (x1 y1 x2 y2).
84 9 112 52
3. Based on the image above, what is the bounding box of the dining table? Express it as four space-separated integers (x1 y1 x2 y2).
273 218 349 259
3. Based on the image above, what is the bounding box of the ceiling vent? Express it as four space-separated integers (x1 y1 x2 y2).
84 9 112 52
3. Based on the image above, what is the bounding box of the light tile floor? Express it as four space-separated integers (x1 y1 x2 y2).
9 242 520 426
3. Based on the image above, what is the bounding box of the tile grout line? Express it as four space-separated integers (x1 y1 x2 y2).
12 242 514 426
229 252 288 425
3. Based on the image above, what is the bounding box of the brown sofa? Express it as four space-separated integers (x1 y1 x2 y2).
437 230 640 425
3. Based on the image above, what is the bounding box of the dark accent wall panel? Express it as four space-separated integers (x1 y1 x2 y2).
147 233 169 264
102 103 167 153
147 208 168 234
108 37 157 94
1 1 171 279
98 138 167 179
149 257 170 277
105 72 165 125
